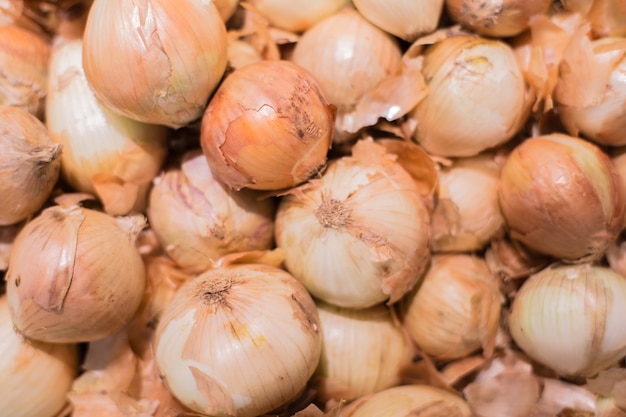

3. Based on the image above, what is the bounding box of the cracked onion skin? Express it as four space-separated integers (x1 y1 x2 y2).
200 59 335 191
498 133 626 262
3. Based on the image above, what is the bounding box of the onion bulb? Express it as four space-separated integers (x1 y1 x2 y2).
352 0 444 41
0 105 61 226
445 0 553 38
401 254 502 361
246 0 350 32
431 153 504 253
46 38 169 216
275 139 431 309
555 32 626 146
82 0 228 128
147 149 276 271
313 301 414 402
508 263 626 378
344 384 473 417
0 24 50 117
498 133 626 262
154 263 322 417
6 205 147 343
0 295 79 417
200 59 334 191
411 34 529 157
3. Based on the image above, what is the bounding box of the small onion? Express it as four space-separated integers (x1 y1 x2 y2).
555 33 626 146
411 34 529 157
82 0 228 128
313 301 414 401
147 149 276 271
6 205 147 343
445 0 552 38
246 0 350 32
401 254 502 361
154 263 322 417
46 38 169 216
352 0 444 41
508 263 626 378
498 133 626 262
0 295 79 417
275 139 431 309
200 59 335 191
431 153 504 253
0 105 61 226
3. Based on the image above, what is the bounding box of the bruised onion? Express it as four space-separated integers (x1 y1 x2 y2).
154 263 322 417
200 59 334 191
6 205 147 343
82 0 228 128
275 139 431 309
498 133 626 262
147 149 276 271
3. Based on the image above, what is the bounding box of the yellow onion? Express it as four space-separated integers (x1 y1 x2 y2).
431 153 504 253
6 204 147 343
275 139 431 309
498 133 626 262
352 0 444 41
46 38 169 216
401 254 502 361
562 0 626 38
0 105 61 226
508 263 626 378
343 384 473 417
555 32 626 146
200 59 334 191
313 301 414 402
147 149 276 271
82 0 228 128
214 0 239 22
445 0 552 38
611 145 626 228
246 0 350 32
154 263 322 417
411 34 529 157
0 295 79 417
0 24 50 117
226 38 263 70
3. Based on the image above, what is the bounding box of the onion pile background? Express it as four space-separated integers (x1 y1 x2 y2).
2 0 626 416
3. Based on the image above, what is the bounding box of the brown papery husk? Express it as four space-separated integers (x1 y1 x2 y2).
587 368 626 411
579 0 626 38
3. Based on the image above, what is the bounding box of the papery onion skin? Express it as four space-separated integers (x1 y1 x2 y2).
154 263 322 417
147 149 276 271
353 0 444 41
82 0 228 128
445 0 553 38
508 263 626 378
200 59 334 191
498 133 626 262
47 39 169 216
314 301 414 401
246 0 350 32
412 35 529 157
0 105 61 226
6 205 147 343
275 139 431 309
213 0 239 22
0 24 50 117
345 384 473 417
401 254 502 361
0 295 79 417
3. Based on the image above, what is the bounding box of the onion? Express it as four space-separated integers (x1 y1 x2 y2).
411 34 530 157
46 38 169 216
200 59 335 191
275 139 431 309
147 149 276 271
508 263 626 378
6 204 147 343
246 0 350 32
498 133 626 262
154 263 322 417
82 0 228 128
